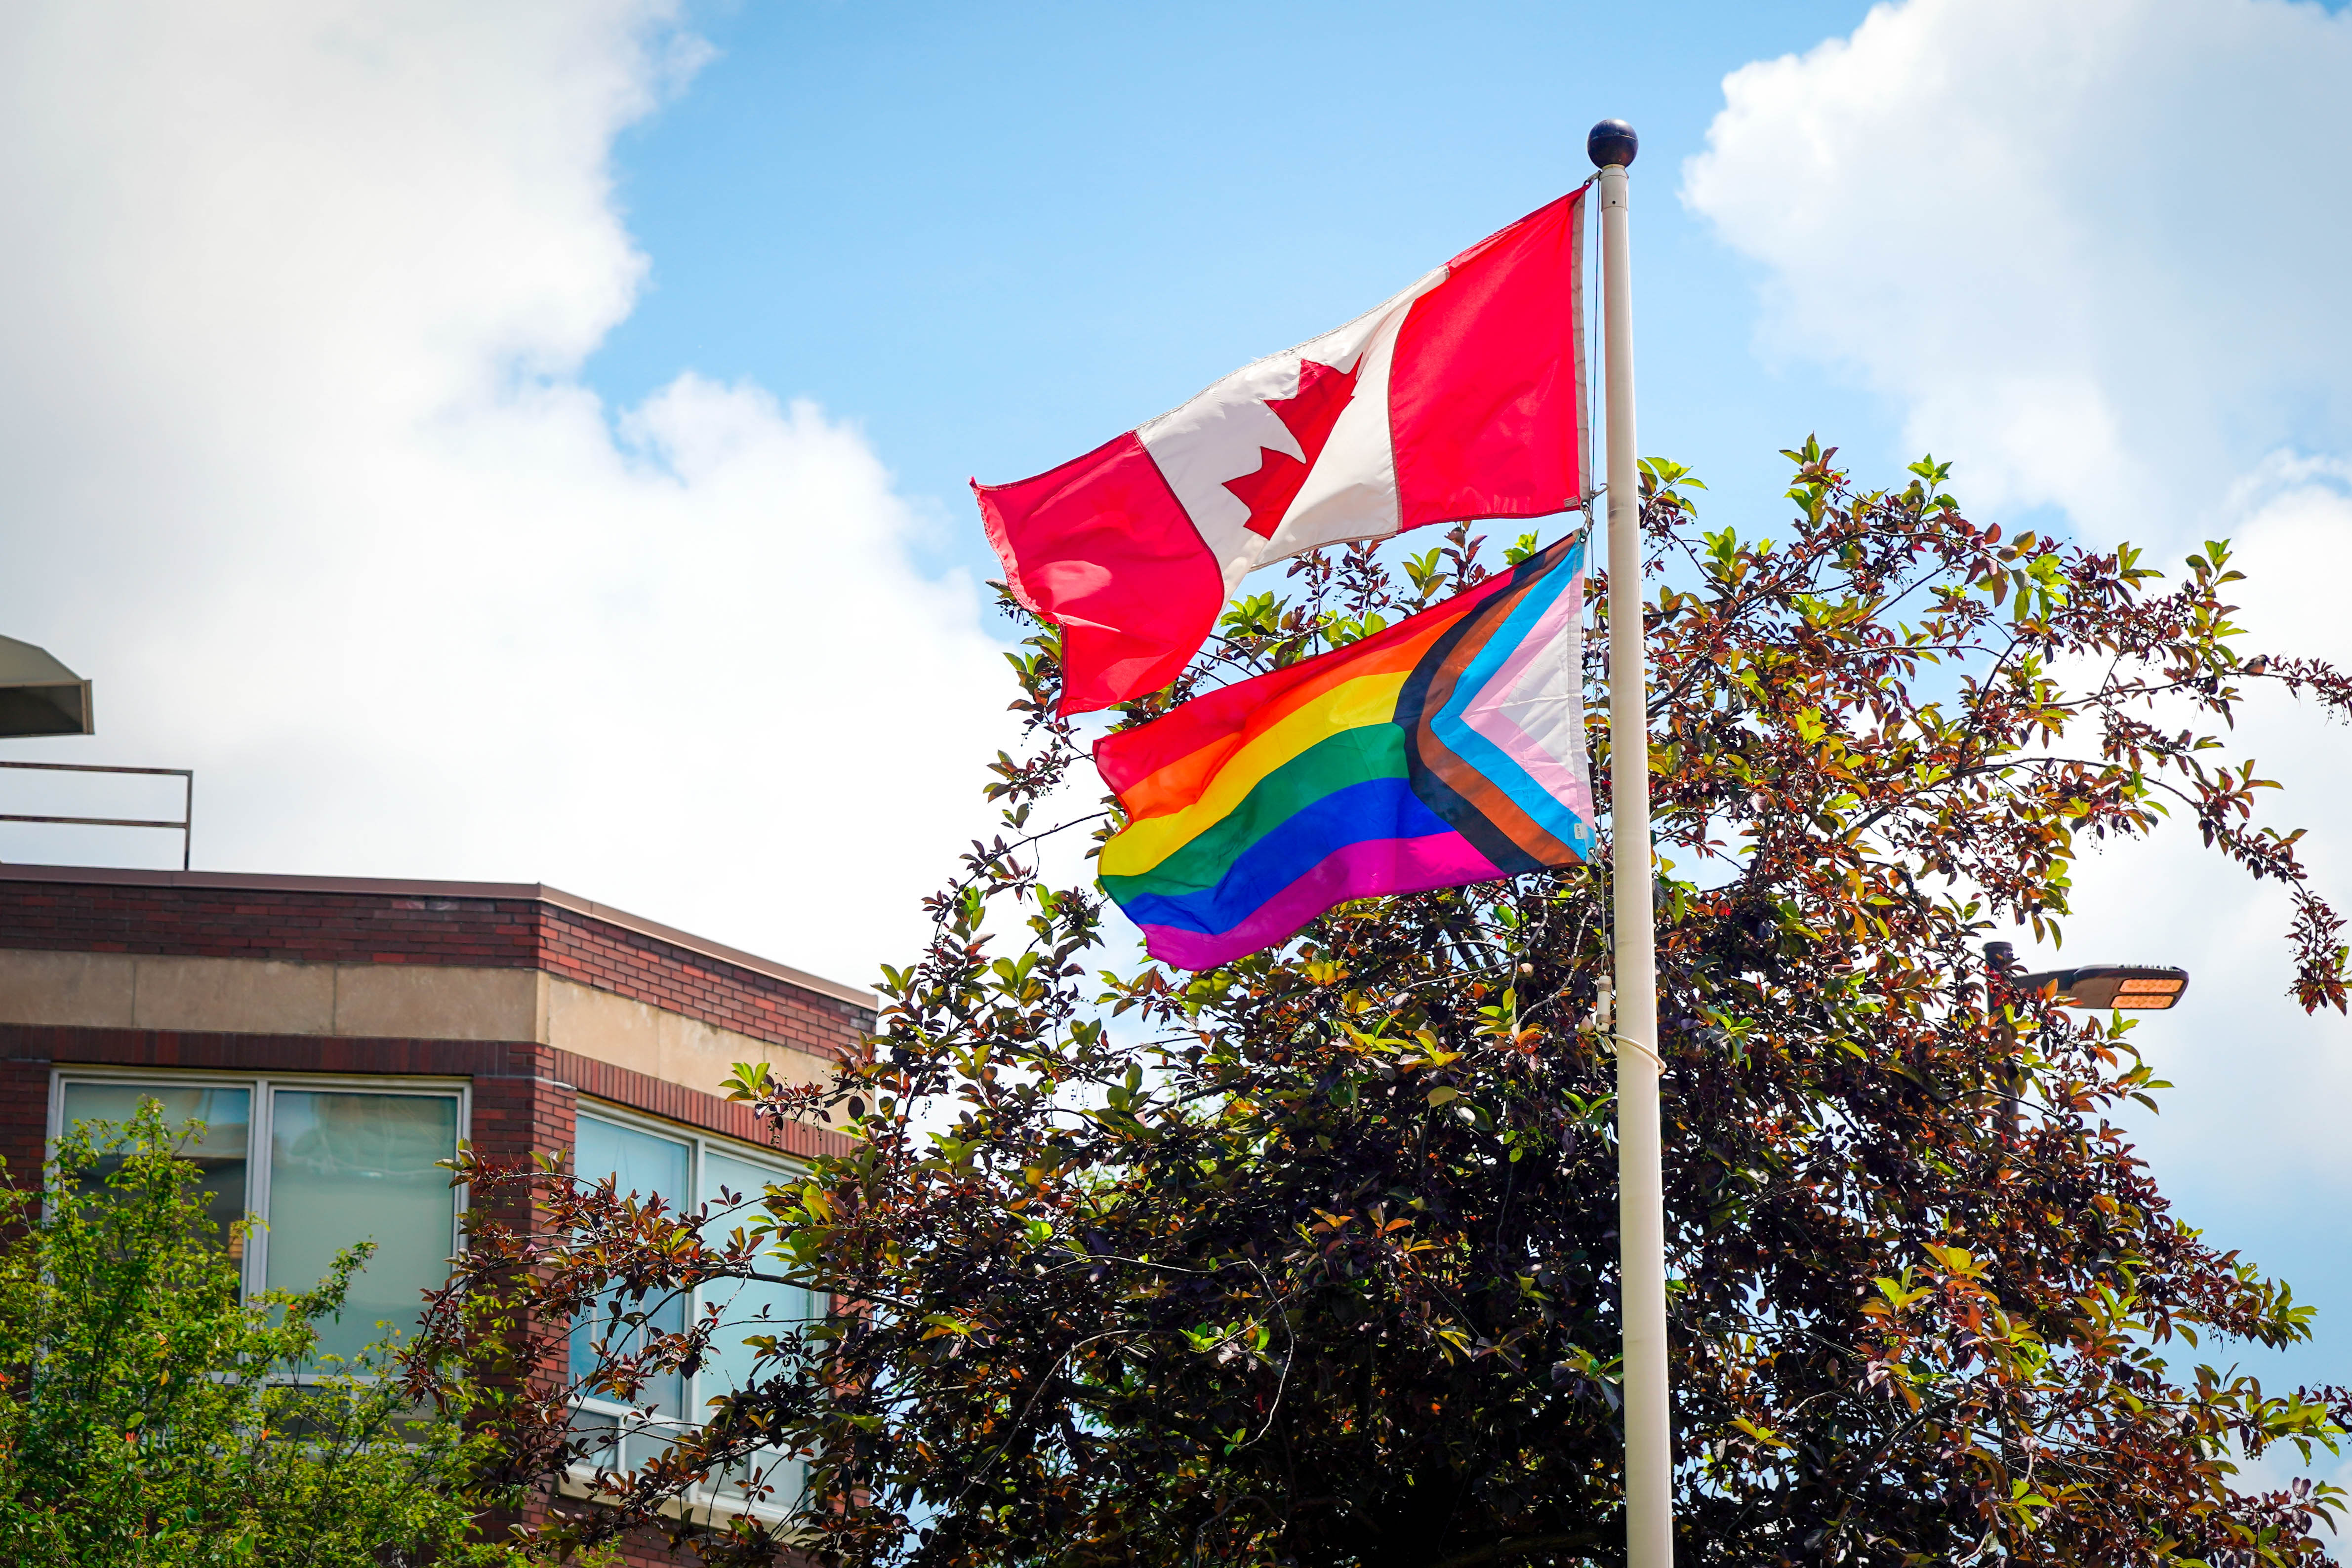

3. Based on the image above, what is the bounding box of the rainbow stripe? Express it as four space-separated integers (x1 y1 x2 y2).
1095 533 1593 969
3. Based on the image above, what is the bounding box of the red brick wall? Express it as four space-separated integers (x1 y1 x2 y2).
0 1049 51 1198
553 1049 845 1160
0 876 872 1061
0 882 545 966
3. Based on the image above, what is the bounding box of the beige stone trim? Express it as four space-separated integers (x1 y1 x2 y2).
0 950 136 1028
132 956 337 1033
330 964 538 1041
0 951 830 1099
541 975 831 1095
0 950 540 1041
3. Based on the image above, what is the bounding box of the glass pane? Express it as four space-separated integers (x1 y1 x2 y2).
711 1447 807 1519
697 1150 810 1403
570 1115 689 1417
265 1090 460 1364
59 1082 252 1252
626 1417 697 1476
567 1406 623 1473
697 1150 810 1520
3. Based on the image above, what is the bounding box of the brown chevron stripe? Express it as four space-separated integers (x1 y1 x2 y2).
1407 570 1584 867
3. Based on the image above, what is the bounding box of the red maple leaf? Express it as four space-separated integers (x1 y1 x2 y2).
1224 356 1361 539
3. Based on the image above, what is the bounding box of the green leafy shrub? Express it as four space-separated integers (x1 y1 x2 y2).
0 1098 514 1566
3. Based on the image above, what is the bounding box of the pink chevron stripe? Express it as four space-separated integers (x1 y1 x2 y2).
1133 831 1505 970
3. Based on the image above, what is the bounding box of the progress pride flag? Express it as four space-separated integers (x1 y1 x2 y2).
975 189 1592 715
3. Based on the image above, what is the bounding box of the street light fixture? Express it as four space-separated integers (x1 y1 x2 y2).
2016 964 2190 1011
1985 942 2190 1011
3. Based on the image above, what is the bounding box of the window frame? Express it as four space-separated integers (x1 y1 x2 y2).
568 1097 815 1525
45 1065 471 1310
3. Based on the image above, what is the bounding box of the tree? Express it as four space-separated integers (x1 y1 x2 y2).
0 1100 514 1567
421 443 2352 1568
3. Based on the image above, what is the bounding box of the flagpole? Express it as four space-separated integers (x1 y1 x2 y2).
1590 118 1673 1568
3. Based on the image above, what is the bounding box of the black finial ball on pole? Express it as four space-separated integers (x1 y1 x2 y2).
1587 119 1638 169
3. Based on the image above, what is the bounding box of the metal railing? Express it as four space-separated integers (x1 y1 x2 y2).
0 760 193 870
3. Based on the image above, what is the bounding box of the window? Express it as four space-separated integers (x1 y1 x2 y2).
568 1107 814 1521
49 1073 465 1364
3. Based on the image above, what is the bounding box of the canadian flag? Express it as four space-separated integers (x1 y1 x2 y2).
976 188 1590 715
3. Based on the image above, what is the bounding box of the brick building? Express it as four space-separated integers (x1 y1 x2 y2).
0 861 866 1558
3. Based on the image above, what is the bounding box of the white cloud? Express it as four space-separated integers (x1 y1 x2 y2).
0 1 1013 988
2068 468 2352 1199
1683 0 2352 1406
1684 0 2352 544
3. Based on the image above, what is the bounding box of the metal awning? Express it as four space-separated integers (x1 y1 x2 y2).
0 635 94 737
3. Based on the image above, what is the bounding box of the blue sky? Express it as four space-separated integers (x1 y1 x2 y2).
585 0 1899 584
2 0 2349 1501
